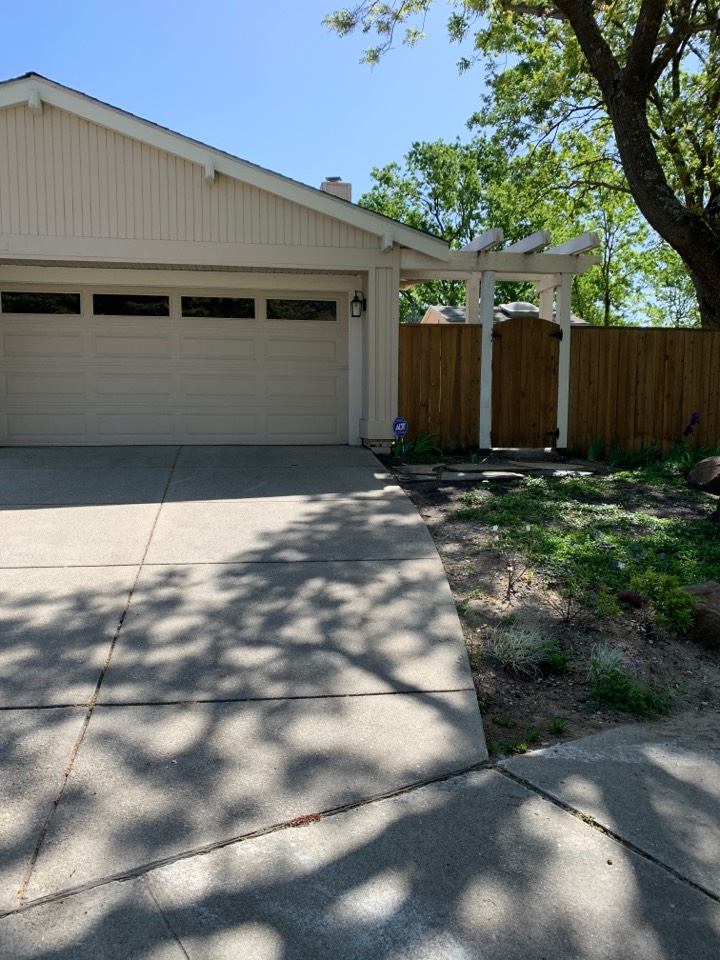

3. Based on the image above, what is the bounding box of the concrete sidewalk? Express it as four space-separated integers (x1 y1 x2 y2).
1 716 718 958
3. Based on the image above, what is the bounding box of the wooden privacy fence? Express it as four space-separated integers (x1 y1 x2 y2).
398 324 720 455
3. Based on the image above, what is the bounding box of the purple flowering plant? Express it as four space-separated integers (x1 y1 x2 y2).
682 411 701 437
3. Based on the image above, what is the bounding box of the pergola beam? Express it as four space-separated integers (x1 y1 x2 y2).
400 249 600 278
503 230 552 254
544 232 601 256
460 228 504 252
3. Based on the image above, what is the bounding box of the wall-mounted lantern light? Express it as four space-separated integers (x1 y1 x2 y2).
350 291 367 318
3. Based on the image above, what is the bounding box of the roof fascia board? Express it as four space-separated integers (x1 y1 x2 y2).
0 76 449 261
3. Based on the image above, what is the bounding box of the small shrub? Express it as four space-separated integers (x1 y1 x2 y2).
540 638 570 673
486 626 562 678
392 432 443 462
631 571 697 632
549 717 567 735
502 739 528 755
588 644 670 717
527 728 541 743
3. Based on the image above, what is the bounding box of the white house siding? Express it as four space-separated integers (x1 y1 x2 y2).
361 260 400 438
0 104 377 249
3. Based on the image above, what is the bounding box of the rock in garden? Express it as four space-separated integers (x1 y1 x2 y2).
687 456 720 495
682 581 720 649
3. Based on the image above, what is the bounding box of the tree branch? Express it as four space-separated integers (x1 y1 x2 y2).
554 0 622 96
626 0 665 86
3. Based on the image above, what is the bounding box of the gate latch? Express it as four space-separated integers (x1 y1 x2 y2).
549 329 563 340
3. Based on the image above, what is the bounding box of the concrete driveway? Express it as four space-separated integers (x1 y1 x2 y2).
0 444 486 911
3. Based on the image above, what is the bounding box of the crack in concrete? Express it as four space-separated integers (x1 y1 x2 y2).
10 447 183 910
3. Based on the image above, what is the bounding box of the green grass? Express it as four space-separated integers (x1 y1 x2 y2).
453 467 720 619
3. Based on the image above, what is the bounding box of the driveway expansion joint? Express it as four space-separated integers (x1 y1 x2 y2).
495 763 720 905
10 446 182 909
0 758 493 920
142 876 192 960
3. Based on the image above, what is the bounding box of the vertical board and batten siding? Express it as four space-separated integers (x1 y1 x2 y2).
399 324 720 454
0 104 377 248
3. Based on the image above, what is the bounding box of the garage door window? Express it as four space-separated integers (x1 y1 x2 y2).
93 294 170 316
181 296 255 319
267 299 337 322
1 292 81 314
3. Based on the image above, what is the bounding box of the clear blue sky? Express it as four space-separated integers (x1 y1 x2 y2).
2 0 485 200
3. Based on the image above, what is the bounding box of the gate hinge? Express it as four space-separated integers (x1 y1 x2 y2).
491 330 502 339
547 428 560 440
549 329 563 340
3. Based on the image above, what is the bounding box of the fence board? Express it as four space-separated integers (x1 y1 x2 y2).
400 324 720 455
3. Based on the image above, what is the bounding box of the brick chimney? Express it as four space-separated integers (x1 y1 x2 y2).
320 177 352 202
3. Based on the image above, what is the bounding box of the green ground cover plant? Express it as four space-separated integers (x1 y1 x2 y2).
454 453 720 630
588 645 671 717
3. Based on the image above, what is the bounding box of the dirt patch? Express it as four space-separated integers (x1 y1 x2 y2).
392 468 720 755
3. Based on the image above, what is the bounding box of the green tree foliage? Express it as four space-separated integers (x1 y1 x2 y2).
358 137 540 319
359 130 672 325
325 2 720 328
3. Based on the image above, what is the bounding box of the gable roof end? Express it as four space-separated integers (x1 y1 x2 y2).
0 73 449 261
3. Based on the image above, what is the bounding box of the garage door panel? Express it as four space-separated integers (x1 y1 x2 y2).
93 335 172 359
95 412 176 438
180 337 256 360
96 373 174 398
180 374 257 399
3 333 85 358
5 371 86 397
266 412 343 440
6 412 88 439
182 412 259 438
266 375 344 402
264 338 341 362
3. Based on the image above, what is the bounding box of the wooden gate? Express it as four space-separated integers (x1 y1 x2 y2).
491 316 560 447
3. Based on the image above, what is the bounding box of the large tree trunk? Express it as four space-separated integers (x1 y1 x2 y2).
558 1 720 329
609 91 720 329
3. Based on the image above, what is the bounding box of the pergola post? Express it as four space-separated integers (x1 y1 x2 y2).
478 270 496 449
465 277 480 324
556 273 572 449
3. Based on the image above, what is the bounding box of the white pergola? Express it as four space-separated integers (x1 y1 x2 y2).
399 229 601 449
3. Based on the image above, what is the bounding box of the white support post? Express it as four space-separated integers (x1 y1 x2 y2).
538 285 554 322
478 270 496 449
466 277 480 324
556 273 572 449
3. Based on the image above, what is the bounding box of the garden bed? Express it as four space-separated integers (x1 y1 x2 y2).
387 457 720 756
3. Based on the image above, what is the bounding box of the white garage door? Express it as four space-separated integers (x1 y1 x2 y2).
0 288 349 444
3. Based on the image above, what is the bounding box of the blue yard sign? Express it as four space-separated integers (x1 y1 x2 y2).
392 416 409 438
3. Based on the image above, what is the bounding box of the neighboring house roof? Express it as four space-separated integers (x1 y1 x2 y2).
0 72 449 261
421 302 589 325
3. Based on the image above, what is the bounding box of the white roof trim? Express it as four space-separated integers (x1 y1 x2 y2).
0 74 449 261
